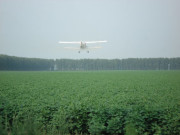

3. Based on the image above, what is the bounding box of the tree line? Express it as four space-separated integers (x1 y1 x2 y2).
0 55 54 71
0 54 180 71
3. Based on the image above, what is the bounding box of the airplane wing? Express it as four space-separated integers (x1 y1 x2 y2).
88 46 102 49
85 41 107 44
64 47 79 50
59 41 81 44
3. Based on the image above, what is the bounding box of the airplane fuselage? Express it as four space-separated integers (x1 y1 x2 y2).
80 42 87 49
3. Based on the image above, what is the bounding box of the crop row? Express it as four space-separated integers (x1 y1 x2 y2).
0 71 180 134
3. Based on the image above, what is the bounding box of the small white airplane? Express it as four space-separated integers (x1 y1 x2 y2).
58 40 107 53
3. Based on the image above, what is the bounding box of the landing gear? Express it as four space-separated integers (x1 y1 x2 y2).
78 50 89 53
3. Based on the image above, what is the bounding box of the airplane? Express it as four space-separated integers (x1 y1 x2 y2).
58 40 107 53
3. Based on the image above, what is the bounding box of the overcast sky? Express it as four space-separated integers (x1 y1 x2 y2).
0 0 180 59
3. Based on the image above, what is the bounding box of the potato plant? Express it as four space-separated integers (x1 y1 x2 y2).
0 71 180 134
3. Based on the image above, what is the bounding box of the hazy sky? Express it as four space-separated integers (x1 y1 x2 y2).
0 0 180 59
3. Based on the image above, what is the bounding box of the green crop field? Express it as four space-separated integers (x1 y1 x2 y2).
0 71 180 135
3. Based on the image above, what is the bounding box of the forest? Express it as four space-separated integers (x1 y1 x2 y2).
0 54 180 71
